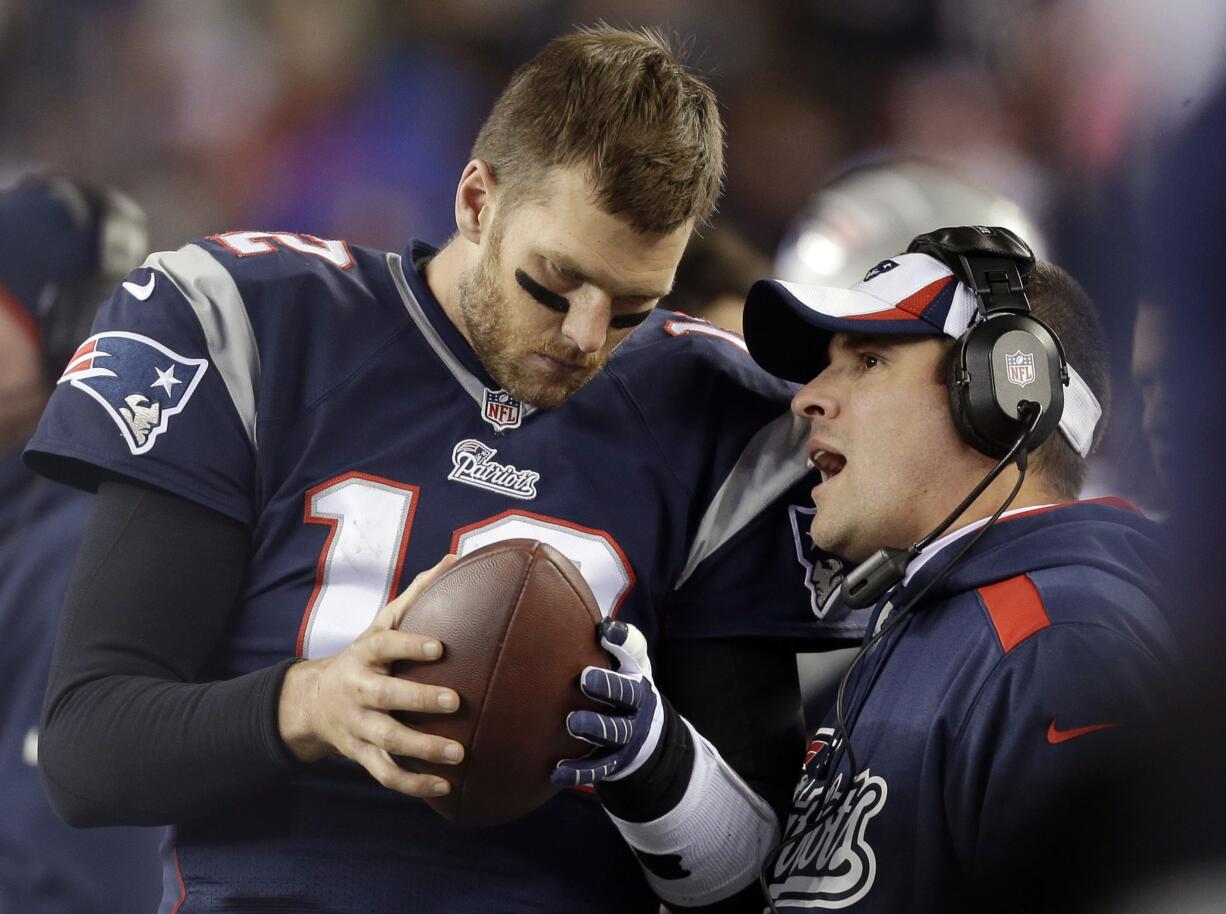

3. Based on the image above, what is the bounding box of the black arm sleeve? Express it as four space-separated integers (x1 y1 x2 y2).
598 636 805 826
658 638 805 824
39 477 301 828
596 638 803 914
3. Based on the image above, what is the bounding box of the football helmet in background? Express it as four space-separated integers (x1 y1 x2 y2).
775 157 1046 287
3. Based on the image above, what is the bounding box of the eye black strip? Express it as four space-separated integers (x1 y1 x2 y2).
515 269 569 313
515 268 652 329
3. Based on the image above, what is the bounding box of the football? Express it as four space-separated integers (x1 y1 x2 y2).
392 539 610 825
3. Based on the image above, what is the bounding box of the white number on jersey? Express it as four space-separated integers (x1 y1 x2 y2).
299 473 420 659
662 316 748 352
300 482 634 658
452 510 635 619
212 230 355 270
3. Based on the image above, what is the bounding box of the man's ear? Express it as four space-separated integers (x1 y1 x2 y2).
454 160 497 245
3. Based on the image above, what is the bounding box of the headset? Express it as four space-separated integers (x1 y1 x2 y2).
839 225 1068 611
759 226 1067 911
911 224 1067 459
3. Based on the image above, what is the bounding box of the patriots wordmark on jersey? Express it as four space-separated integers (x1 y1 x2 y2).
27 230 866 913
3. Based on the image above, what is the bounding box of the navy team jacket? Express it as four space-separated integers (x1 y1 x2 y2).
765 499 1176 912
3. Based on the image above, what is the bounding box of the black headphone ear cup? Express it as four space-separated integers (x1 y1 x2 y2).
948 316 1066 459
946 332 1007 458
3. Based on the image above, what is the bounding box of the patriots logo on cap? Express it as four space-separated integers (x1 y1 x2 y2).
59 331 209 455
861 259 899 283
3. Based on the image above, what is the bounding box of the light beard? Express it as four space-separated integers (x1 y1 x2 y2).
456 241 606 409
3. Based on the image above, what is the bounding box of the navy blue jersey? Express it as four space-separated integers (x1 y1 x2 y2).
765 500 1176 912
26 232 854 913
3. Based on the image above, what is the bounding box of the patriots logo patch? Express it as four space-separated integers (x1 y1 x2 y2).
788 504 845 618
773 727 887 909
862 259 899 283
59 331 208 455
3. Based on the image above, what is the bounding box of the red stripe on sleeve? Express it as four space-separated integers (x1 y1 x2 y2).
978 574 1051 654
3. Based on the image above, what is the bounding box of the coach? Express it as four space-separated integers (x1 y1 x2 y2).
570 227 1177 912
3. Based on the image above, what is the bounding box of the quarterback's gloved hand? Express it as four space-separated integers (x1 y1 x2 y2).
556 620 781 906
553 620 697 823
552 618 667 787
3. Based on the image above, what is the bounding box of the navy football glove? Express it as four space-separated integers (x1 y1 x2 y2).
555 621 781 907
553 618 703 827
552 618 669 787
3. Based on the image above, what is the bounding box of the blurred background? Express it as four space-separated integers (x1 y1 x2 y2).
2 1 1225 908
4 0 1223 512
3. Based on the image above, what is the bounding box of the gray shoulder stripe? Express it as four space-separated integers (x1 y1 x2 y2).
144 244 260 449
386 253 536 420
387 253 485 408
675 411 812 590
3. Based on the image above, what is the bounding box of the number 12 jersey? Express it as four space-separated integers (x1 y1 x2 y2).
28 232 858 913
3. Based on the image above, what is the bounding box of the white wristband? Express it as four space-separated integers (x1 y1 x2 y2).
606 719 780 907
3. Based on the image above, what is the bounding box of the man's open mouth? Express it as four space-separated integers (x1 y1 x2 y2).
808 447 846 483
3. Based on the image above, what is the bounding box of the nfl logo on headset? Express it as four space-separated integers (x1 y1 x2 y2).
482 387 523 432
1004 350 1036 388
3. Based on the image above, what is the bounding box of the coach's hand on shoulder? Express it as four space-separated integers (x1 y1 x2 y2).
278 554 464 797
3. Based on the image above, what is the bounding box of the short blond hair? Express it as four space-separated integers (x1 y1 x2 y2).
472 25 724 234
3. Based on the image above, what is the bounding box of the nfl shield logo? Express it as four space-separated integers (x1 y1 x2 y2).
1004 350 1036 388
482 387 523 432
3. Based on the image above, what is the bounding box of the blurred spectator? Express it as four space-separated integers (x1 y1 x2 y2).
666 222 770 331
0 174 160 914
1085 70 1226 913
1129 298 1174 513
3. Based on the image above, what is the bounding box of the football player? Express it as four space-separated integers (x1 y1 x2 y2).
0 175 159 912
25 27 851 913
566 227 1176 912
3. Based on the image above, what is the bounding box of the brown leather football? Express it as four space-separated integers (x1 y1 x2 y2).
392 539 610 826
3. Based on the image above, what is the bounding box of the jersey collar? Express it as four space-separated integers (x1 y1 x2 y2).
389 240 537 425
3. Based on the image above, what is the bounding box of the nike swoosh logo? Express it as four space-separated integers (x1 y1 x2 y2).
122 274 156 300
1047 720 1120 744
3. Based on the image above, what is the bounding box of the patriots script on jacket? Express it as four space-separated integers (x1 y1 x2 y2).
765 500 1176 913
26 232 854 914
